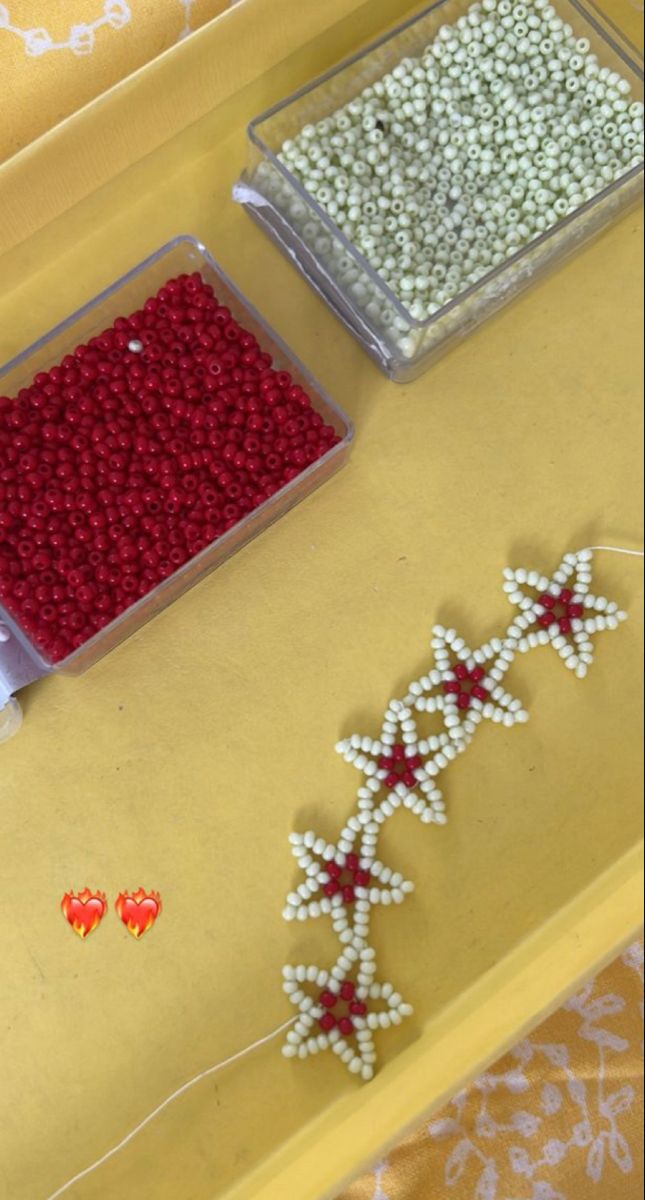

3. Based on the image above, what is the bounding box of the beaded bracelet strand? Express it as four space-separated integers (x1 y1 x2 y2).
41 543 642 1199
280 545 641 1080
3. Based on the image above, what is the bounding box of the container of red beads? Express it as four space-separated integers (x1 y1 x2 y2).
0 235 352 722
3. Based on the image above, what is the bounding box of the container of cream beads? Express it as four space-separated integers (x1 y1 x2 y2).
0 236 352 736
237 0 644 381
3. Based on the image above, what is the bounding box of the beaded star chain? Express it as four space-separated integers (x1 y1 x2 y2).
42 543 641 1199
280 546 635 1081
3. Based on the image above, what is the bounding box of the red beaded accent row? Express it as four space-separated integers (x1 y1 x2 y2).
378 741 422 788
0 272 340 661
323 853 371 905
442 662 489 710
537 588 584 635
318 979 367 1034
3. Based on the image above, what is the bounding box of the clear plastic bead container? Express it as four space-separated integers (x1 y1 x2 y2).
0 235 353 711
237 0 644 382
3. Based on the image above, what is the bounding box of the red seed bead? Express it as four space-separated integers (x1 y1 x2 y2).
340 982 356 1002
320 991 337 1009
338 1018 354 1036
0 271 341 662
319 1013 336 1032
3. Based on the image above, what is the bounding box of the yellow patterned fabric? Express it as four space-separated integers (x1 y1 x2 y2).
340 942 644 1200
0 0 234 162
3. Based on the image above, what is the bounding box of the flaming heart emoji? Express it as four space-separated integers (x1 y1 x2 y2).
115 889 162 939
61 889 108 939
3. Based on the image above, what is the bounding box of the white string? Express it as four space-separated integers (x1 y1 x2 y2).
43 1017 296 1200
41 540 643 1199
584 545 644 558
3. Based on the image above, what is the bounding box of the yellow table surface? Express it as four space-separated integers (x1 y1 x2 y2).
0 3 643 1199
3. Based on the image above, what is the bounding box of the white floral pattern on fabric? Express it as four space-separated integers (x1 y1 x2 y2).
419 954 644 1198
340 945 643 1199
283 549 632 1079
1 1 241 160
0 1 131 56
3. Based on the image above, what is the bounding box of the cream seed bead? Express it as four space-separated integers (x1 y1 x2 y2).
266 0 643 358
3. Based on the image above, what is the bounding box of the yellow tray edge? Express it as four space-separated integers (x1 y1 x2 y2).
224 838 644 1200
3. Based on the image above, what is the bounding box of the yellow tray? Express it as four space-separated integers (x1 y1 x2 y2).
0 3 643 1199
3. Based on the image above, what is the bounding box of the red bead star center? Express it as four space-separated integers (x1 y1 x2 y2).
537 588 584 635
318 980 367 1035
323 853 371 905
443 663 488 709
378 742 422 788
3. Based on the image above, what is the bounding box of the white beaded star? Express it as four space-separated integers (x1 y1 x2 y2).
335 700 458 826
503 549 627 677
404 624 529 744
282 945 413 1081
283 826 414 948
